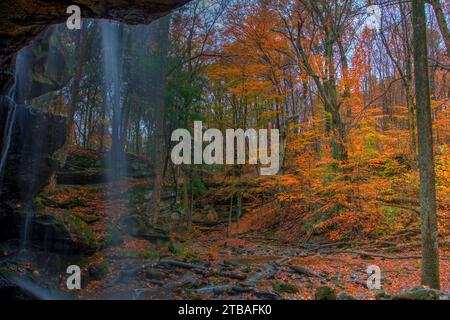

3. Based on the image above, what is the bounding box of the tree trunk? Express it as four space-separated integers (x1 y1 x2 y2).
182 167 192 229
227 195 234 238
428 0 450 56
236 192 242 230
412 0 440 290
406 85 417 159
98 91 107 152
58 32 83 168
150 16 170 225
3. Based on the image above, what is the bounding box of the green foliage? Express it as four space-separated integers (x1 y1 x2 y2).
169 242 185 255
140 247 161 259
105 227 124 247
116 250 139 259
169 242 198 262
88 260 109 280
272 281 299 293
67 215 99 251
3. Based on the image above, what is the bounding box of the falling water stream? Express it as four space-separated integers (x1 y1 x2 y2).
100 21 133 297
0 102 17 185
0 48 59 299
101 20 128 180
0 49 35 251
0 51 24 191
15 48 36 253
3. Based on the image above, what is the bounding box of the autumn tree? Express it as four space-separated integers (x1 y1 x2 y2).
412 0 440 290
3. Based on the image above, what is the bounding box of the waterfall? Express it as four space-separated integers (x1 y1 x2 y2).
101 20 128 180
0 51 25 191
0 102 17 185
0 46 49 252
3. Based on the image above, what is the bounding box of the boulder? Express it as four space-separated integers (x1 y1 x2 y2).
13 29 69 104
144 268 165 281
57 148 154 185
315 286 337 300
0 100 66 202
0 273 71 300
375 287 448 300
337 292 356 300
272 281 299 294
374 290 393 300
0 203 86 255
0 274 42 300
180 272 200 289
392 286 441 300
134 288 174 300
121 214 170 243
88 261 109 281
56 148 107 185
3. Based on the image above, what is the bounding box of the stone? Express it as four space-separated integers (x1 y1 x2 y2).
134 288 174 300
121 214 170 243
272 281 299 294
206 208 219 222
144 268 165 281
0 205 82 254
374 290 392 300
0 101 66 202
392 286 440 300
13 31 70 104
171 211 181 221
88 261 109 281
0 274 41 300
315 286 337 300
180 273 199 289
337 292 356 300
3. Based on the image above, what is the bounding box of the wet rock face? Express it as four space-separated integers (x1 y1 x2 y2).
0 275 41 300
0 206 79 254
14 29 70 104
0 0 190 92
0 99 66 201
57 149 154 185
0 98 69 252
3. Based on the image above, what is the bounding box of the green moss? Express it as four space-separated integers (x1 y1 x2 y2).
67 215 99 252
75 213 101 224
169 242 185 255
105 227 124 247
128 184 152 208
263 230 276 239
117 251 140 259
140 247 161 259
169 242 198 262
88 260 109 280
272 281 299 294
33 196 46 211
0 267 14 277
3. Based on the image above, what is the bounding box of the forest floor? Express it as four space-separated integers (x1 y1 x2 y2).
1 173 449 300
50 177 449 300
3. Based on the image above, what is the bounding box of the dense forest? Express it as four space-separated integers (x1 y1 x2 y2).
0 0 448 300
